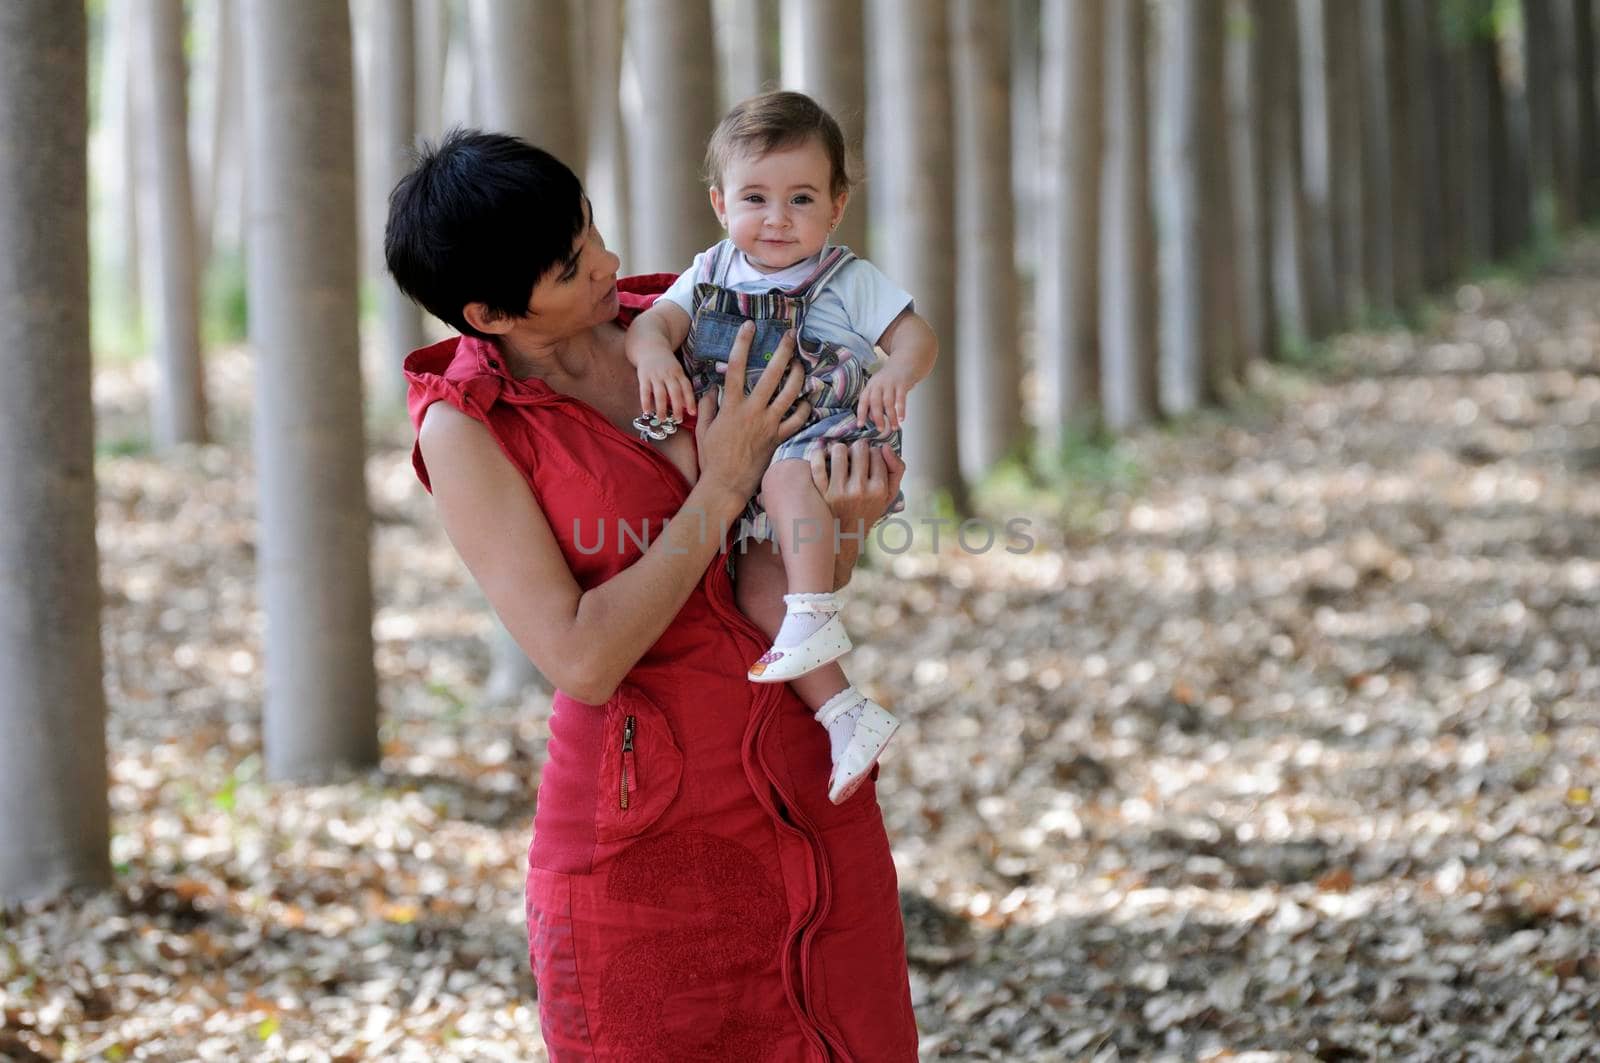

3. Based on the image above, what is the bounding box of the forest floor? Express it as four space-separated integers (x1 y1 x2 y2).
6 239 1600 1062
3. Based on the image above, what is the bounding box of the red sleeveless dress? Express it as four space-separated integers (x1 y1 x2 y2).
404 275 918 1061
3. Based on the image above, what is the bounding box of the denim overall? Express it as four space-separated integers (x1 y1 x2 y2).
681 241 904 540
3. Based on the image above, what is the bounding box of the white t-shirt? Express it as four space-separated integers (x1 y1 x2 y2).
658 241 913 361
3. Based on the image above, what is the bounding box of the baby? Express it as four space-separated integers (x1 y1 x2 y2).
626 90 938 804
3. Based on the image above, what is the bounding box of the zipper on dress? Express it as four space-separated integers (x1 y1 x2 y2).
620 714 636 810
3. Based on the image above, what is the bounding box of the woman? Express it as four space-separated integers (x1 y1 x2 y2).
386 131 919 1060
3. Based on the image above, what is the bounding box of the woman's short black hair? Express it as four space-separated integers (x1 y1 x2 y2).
384 128 585 339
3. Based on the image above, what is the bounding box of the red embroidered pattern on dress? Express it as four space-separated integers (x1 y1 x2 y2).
597 831 788 1060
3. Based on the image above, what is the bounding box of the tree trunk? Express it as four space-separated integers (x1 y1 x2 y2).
203 0 245 261
1399 0 1442 293
583 0 630 264
367 0 427 409
1100 0 1158 430
0 0 111 902
469 0 582 166
1227 0 1271 374
101 0 143 346
242 0 379 781
1010 0 1042 281
1575 0 1600 219
415 0 450 141
717 0 779 108
441 1 475 131
1552 0 1585 225
1294 0 1338 335
626 0 719 272
871 0 963 508
1158 0 1203 413
1425 2 1464 285
1260 0 1311 346
1038 0 1104 445
780 0 869 256
1358 0 1394 318
1453 14 1494 268
952 0 1020 479
486 622 550 703
1197 0 1239 402
1525 0 1558 232
1478 27 1516 259
139 0 208 448
1382 0 1422 311
1324 0 1365 322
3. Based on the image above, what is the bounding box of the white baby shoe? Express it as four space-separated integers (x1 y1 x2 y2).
825 694 899 805
747 592 853 682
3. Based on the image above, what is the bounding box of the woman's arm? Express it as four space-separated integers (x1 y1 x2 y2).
423 326 808 704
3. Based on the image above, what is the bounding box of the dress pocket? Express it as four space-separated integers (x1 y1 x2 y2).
594 684 684 844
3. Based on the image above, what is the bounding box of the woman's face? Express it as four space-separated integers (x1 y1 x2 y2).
521 197 623 335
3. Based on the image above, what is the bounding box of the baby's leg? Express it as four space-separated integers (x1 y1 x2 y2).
758 458 836 593
733 547 850 711
736 546 878 801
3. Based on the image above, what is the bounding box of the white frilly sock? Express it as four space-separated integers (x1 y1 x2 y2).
814 685 865 765
773 591 840 651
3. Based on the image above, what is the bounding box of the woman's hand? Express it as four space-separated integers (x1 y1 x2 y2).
810 439 906 532
695 322 810 503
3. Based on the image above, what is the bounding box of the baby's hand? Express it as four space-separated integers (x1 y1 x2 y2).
856 361 913 432
637 349 697 422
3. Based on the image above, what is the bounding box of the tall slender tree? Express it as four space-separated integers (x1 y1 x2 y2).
1402 0 1443 292
717 0 779 107
583 0 630 264
952 0 1020 478
1038 0 1104 445
1010 0 1043 280
1551 0 1583 227
1197 0 1240 400
1260 0 1312 346
1524 0 1559 232
469 0 582 166
242 0 379 780
1450 0 1496 266
780 0 869 255
0 0 111 901
416 0 450 142
140 0 207 449
1294 0 1338 336
101 0 144 347
872 0 963 508
1324 0 1365 322
1358 0 1395 318
1574 0 1600 219
626 0 719 272
1425 1 1465 286
1164 0 1235 413
1160 0 1226 414
1384 0 1423 312
198 0 245 263
1100 0 1158 429
1227 0 1272 373
367 0 427 409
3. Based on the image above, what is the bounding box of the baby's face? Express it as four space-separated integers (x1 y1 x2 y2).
711 139 846 273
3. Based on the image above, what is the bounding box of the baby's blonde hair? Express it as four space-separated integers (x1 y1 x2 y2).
704 90 852 199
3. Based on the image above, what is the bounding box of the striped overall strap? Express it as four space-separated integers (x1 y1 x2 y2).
700 239 737 284
784 245 856 340
781 245 856 299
